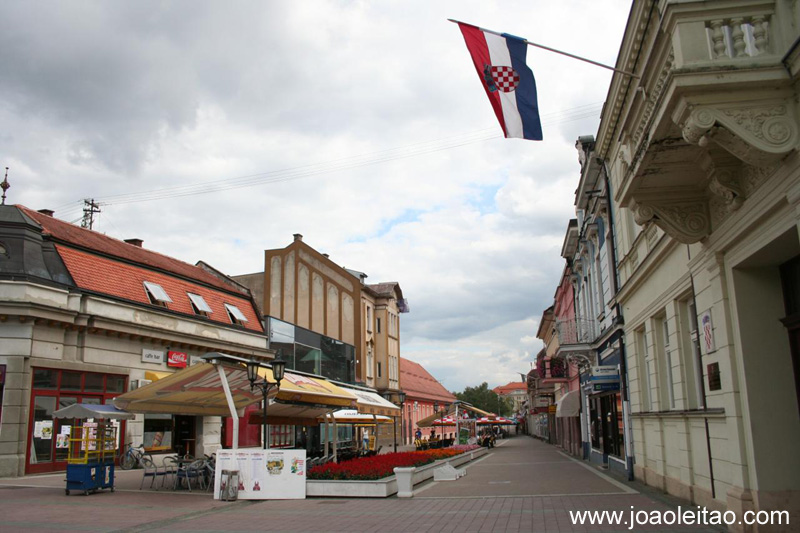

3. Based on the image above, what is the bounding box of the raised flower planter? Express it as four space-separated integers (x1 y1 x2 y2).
306 446 487 498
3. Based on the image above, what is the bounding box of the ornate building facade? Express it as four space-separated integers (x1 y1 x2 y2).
595 0 800 526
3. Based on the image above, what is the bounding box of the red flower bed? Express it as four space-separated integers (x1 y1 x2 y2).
308 448 465 481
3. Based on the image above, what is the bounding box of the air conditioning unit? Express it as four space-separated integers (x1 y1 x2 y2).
132 379 152 390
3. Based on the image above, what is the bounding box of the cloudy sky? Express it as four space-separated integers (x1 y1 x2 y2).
0 1 631 392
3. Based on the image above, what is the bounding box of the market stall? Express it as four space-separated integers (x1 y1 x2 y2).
52 404 135 496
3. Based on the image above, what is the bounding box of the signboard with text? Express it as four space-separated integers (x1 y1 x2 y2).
141 349 164 364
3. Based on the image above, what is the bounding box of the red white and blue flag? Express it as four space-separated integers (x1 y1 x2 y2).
457 22 543 141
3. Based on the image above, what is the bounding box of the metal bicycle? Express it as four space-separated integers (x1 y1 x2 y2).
119 443 151 470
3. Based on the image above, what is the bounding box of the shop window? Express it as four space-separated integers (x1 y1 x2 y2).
225 303 249 326
61 371 82 391
106 376 125 394
143 281 172 307
187 292 213 316
84 373 104 393
33 368 58 390
269 425 294 448
143 414 173 452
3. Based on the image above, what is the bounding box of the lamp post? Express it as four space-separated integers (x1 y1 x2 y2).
394 391 406 453
246 358 286 450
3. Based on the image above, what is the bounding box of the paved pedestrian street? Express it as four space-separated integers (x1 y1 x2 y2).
0 437 724 532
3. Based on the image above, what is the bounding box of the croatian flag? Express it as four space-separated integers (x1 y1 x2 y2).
457 22 543 141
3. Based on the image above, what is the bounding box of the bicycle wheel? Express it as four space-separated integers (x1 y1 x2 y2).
120 452 135 470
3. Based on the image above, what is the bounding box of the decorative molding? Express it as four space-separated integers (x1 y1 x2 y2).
679 102 798 167
630 196 711 244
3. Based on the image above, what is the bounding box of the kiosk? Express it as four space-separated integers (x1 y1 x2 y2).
52 404 135 496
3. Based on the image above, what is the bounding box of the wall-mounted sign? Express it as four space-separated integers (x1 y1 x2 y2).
590 365 619 382
189 355 204 366
701 309 715 353
534 397 550 407
167 351 188 368
141 349 164 364
592 382 620 392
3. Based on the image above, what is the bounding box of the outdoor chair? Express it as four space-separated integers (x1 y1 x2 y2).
162 456 180 489
139 457 168 490
175 459 206 492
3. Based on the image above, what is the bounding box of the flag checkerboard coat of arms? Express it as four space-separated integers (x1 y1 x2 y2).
484 65 520 93
458 22 543 141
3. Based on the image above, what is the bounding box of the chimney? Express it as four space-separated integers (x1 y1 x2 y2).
124 238 143 247
293 233 303 242
37 209 54 217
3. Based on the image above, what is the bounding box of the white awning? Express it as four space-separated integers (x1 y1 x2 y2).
555 390 581 418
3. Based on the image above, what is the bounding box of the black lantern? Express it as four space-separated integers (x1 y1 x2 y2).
246 358 286 449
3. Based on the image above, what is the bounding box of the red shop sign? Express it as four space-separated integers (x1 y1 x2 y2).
167 351 188 368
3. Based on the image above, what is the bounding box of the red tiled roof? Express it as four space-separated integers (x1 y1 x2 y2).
493 382 528 395
20 206 246 295
400 358 456 403
58 245 263 332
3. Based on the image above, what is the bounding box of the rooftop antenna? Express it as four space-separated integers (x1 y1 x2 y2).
1 167 9 205
81 198 101 230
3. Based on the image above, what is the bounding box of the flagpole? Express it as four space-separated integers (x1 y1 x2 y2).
448 19 639 79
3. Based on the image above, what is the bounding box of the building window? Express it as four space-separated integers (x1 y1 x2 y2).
366 306 372 332
187 293 212 317
377 361 382 378
143 281 172 307
143 414 173 452
377 317 381 334
269 424 294 448
683 299 704 409
659 316 675 409
366 346 374 379
636 327 652 411
224 303 249 326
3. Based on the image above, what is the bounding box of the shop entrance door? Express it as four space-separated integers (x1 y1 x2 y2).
174 416 196 457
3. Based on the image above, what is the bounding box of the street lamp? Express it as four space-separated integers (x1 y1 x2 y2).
397 391 406 448
246 358 286 450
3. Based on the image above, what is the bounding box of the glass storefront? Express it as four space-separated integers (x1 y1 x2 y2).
268 317 355 383
27 368 127 474
589 392 623 458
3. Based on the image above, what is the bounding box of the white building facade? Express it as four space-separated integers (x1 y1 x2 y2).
595 0 800 527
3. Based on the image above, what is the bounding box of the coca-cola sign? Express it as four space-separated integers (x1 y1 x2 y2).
167 350 188 368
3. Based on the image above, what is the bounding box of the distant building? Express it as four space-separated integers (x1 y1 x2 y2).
493 381 527 416
399 358 455 444
233 234 409 449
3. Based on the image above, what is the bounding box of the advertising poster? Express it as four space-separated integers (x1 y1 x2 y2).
214 449 306 500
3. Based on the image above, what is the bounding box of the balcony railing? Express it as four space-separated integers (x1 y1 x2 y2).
555 318 596 346
536 357 570 381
